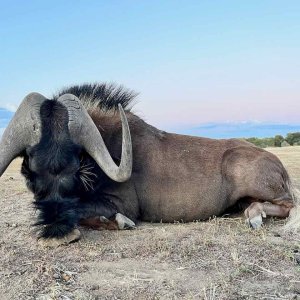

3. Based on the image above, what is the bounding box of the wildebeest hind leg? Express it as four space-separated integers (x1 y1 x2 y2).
244 200 293 229
79 213 136 230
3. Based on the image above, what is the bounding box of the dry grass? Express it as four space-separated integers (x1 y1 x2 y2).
267 146 300 190
0 148 300 299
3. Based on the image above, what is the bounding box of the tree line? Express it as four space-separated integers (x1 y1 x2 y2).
243 132 300 148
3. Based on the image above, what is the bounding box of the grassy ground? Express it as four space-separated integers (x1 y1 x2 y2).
0 147 300 300
268 146 300 190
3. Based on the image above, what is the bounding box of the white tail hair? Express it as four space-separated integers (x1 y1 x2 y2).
284 187 300 231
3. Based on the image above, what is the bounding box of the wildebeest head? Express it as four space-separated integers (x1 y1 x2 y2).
0 92 132 237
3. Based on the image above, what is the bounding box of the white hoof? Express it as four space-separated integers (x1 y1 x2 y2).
115 213 136 230
99 216 110 223
38 228 81 247
247 211 266 229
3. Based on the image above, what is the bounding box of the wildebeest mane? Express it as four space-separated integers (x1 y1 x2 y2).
53 83 138 112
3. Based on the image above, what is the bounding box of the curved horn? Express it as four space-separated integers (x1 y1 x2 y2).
0 93 46 177
57 94 132 182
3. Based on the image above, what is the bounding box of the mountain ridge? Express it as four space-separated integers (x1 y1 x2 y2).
0 108 299 139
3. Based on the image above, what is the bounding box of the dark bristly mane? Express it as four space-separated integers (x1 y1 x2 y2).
53 83 138 112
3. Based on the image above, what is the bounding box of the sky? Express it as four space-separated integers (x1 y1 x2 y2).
0 1 300 138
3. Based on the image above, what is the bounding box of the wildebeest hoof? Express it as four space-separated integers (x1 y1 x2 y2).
38 228 81 247
115 213 136 229
247 215 263 229
99 216 110 223
244 202 267 229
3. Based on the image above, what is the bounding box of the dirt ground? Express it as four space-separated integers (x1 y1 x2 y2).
0 147 300 300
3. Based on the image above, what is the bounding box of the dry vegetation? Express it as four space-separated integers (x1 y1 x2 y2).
0 147 300 300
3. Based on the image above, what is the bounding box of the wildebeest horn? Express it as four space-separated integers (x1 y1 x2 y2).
0 93 46 177
57 94 132 182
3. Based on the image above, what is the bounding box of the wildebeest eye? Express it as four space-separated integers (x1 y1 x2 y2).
25 147 40 173
26 147 33 158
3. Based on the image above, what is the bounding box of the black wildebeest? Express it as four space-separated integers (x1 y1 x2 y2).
0 83 298 246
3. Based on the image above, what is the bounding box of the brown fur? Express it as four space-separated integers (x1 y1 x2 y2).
88 109 294 223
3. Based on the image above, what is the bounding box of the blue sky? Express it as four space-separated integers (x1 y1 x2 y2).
0 1 300 138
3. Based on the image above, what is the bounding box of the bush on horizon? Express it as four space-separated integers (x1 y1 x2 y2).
241 132 300 148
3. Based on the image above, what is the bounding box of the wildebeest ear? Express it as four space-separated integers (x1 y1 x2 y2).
0 93 46 177
57 94 132 182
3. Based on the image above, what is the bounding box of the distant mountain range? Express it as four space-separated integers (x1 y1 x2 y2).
0 107 299 139
172 121 300 139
